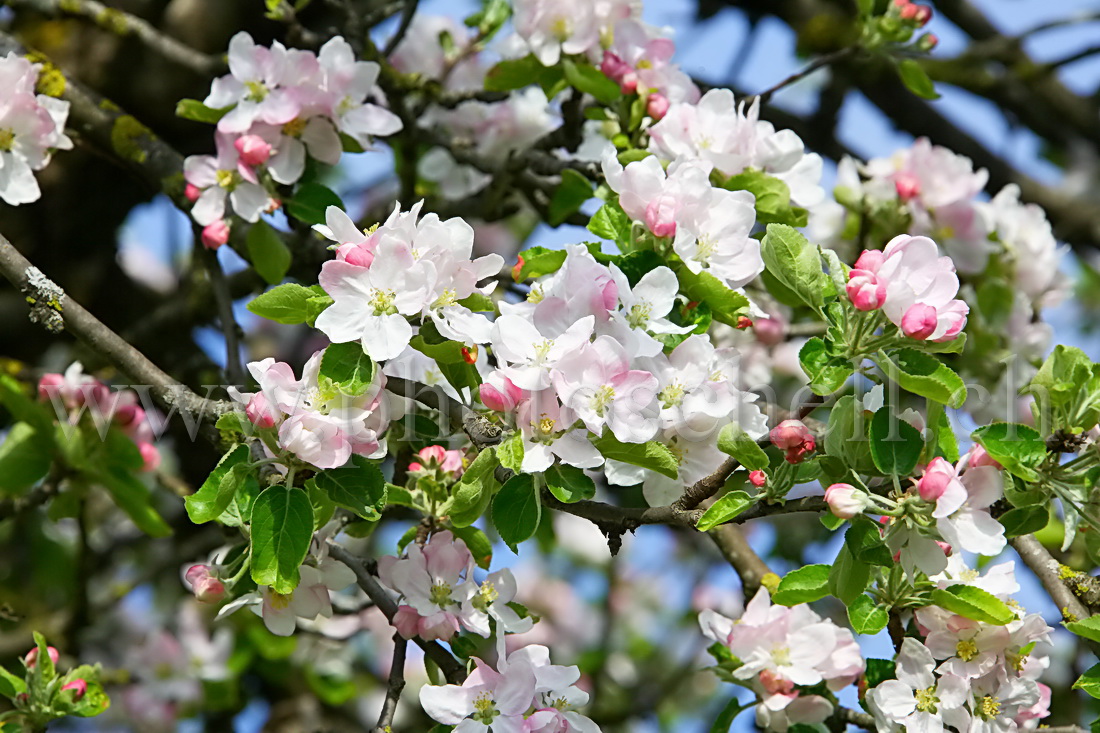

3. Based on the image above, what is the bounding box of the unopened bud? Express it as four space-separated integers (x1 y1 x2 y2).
184 183 202 203
185 565 226 603
754 317 785 346
824 483 871 520
61 679 87 700
748 470 767 488
201 220 230 250
138 442 161 473
894 172 921 202
461 345 479 364
25 646 59 668
113 403 145 429
245 393 277 429
37 373 64 402
917 33 938 52
770 419 816 464
735 316 753 330
901 303 938 340
646 93 670 120
234 134 272 167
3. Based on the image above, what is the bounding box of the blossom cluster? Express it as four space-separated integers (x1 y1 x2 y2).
313 201 504 362
0 52 72 206
421 643 598 733
480 244 768 506
378 530 531 651
183 33 402 247
229 349 389 470
867 560 1052 731
37 362 161 472
700 588 864 730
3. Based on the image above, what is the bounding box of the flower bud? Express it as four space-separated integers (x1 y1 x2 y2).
245 392 277 429
901 303 938 340
407 461 424 473
600 52 631 84
25 646 59 668
619 70 639 95
824 483 870 519
61 679 87 700
754 317 785 346
37 373 64 402
917 33 938 52
418 445 448 465
748 470 767 488
138 442 161 472
894 172 921 201
853 249 885 274
480 383 514 412
936 540 952 556
512 255 525 282
770 419 816 464
461 345 479 364
185 565 226 603
913 5 932 25
967 445 1002 469
646 93 670 120
735 316 753 329
234 134 272 167
184 183 202 202
201 220 230 250
113 403 145 429
846 270 887 311
917 457 955 502
336 242 374 268
644 194 677 237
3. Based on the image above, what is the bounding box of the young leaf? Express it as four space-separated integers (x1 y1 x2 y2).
94 467 172 537
588 201 632 244
868 407 923 476
1074 663 1100 699
175 98 231 123
591 434 678 478
897 59 940 100
562 59 621 104
313 462 387 521
716 423 768 471
799 337 853 396
1066 615 1100 644
513 246 568 281
930 584 1015 626
246 220 292 285
250 486 314 594
0 421 52 494
879 348 967 408
672 265 751 327
760 224 827 309
497 433 524 473
285 183 344 226
544 464 596 503
829 544 871 605
971 423 1046 482
448 448 500 528
998 505 1049 537
492 473 541 551
547 168 595 226
848 594 889 635
247 284 318 325
186 444 253 523
771 564 831 606
319 342 376 396
449 525 494 570
696 490 754 532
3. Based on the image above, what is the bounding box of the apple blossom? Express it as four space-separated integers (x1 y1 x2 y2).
183 132 272 226
513 0 600 66
420 653 538 732
866 638 970 733
823 483 870 519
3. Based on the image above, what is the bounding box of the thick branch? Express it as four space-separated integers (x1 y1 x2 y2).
327 544 467 684
374 633 407 733
1009 535 1092 622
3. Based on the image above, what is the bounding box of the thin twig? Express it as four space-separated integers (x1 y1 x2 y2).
200 242 246 386
381 0 420 57
748 46 857 107
374 633 407 732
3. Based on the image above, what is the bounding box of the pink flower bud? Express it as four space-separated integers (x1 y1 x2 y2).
461 345 479 364
900 3 920 20
748 470 767 488
901 303 938 340
113 403 145 429
619 71 639 95
846 269 887 311
37 373 64 402
25 646 59 668
894 172 921 201
735 316 753 329
234 135 272 167
646 93 670 120
917 457 955 502
644 194 678 237
853 249 885 274
480 383 514 412
770 419 812 451
824 483 870 520
967 445 1002 469
418 446 448 465
913 5 932 25
185 565 226 603
600 52 631 83
936 540 952 556
754 317 785 346
335 242 374 267
201 220 230 250
138 442 161 472
184 183 202 202
62 679 87 700
918 33 938 51
245 393 277 429
407 461 424 473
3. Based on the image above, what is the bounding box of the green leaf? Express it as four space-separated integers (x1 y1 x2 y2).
247 283 318 325
799 337 853 396
285 184 344 226
845 516 895 566
897 58 939 99
587 201 632 244
999 505 1050 537
971 423 1046 482
710 697 749 732
0 422 52 494
562 59 621 104
218 471 261 528
1066 615 1100 643
450 525 494 570
513 246 567 281
548 168 594 226
1074 663 1100 699
879 348 967 408
0 665 25 698
931 584 1015 625
319 342 376 396
672 265 751 327
0 374 55 434
457 292 496 313
492 473 541 551
484 54 564 93
175 98 230 123
848 595 889 635
760 224 827 309
497 433 524 473
464 0 511 35
314 463 387 521
94 467 172 536
829 544 870 605
250 486 314 594
186 444 254 524
246 220 292 285
723 170 807 227
447 448 500 527
544 464 596 503
824 395 876 474
696 490 754 532
591 434 678 478
771 564 831 606
868 407 923 476
715 423 768 471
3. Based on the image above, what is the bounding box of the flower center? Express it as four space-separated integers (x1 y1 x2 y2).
955 638 978 662
771 646 791 666
369 288 397 315
245 80 269 102
472 693 498 723
282 117 307 138
0 129 14 152
626 303 652 328
694 236 717 261
659 381 685 408
590 385 616 416
976 695 1001 720
268 591 292 610
429 581 453 607
551 17 571 41
527 285 545 303
473 581 498 612
914 686 937 713
216 169 238 190
533 338 555 361
534 415 557 440
432 288 458 309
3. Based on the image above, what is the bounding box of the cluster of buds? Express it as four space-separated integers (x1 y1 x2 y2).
770 419 815 464
23 645 87 702
407 445 465 478
893 0 932 26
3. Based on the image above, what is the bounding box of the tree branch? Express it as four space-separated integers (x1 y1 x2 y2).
326 543 467 684
1009 534 1092 622
374 633 407 732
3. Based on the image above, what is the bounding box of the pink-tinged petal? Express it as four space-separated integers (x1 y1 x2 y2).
341 103 403 139
259 90 300 126
227 32 261 80
268 139 306 185
301 117 342 165
961 465 1002 508
229 182 269 222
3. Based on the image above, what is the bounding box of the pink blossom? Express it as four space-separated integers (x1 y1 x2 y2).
646 93 670 120
846 269 887 311
917 457 967 514
183 133 271 226
513 0 599 66
138 442 161 472
377 530 476 642
871 234 969 342
770 419 815 463
205 32 307 134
